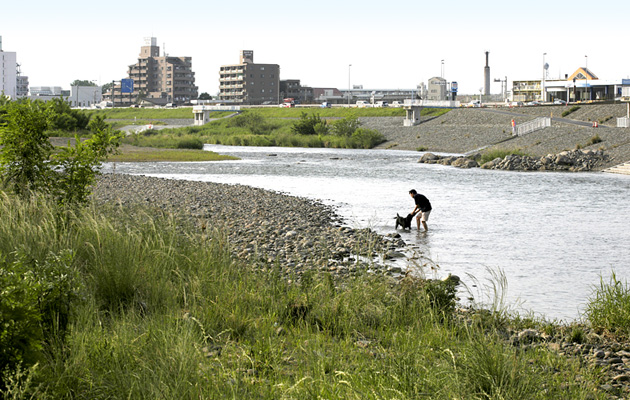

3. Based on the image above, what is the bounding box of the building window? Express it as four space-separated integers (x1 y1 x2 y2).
260 66 265 70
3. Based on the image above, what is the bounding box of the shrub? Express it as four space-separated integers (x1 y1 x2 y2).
350 127 385 149
561 106 580 117
0 249 79 387
586 134 602 146
291 112 327 135
176 138 204 150
227 112 275 135
331 117 361 137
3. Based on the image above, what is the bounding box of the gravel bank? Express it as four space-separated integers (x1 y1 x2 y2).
93 174 409 280
363 104 630 170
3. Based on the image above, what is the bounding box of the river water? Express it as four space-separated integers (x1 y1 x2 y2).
103 145 630 321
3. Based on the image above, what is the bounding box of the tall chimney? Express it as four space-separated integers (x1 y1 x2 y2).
484 51 491 96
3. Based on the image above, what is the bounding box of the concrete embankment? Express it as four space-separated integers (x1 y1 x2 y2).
364 104 630 171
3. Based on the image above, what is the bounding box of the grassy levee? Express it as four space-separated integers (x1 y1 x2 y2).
0 191 612 399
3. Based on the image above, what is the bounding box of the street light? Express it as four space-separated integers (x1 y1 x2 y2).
542 52 547 102
348 64 352 106
441 59 444 78
584 55 589 101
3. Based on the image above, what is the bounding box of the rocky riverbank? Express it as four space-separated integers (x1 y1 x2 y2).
92 173 409 280
418 148 610 172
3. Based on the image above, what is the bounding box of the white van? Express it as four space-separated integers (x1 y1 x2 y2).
356 100 369 108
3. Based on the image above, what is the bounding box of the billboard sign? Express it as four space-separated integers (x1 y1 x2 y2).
451 81 458 93
121 79 134 93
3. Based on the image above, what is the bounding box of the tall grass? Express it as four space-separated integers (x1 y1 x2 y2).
0 191 607 399
585 272 630 337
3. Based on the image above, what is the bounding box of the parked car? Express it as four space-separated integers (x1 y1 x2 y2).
553 99 567 105
391 101 404 107
320 102 332 108
375 101 389 108
356 100 369 108
526 101 542 106
467 100 481 108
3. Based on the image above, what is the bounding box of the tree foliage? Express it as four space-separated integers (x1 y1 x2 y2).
70 80 97 87
198 92 212 100
0 99 122 206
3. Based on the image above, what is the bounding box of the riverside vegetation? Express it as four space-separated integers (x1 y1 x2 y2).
4 101 630 398
116 107 447 150
4 179 630 398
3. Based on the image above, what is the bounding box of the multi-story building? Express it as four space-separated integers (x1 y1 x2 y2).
219 50 280 105
108 37 197 107
280 79 313 104
16 75 29 98
0 36 17 99
427 77 447 101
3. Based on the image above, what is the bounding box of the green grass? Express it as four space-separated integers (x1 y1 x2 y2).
0 191 612 399
86 107 197 119
585 273 630 338
561 106 581 117
107 149 238 162
479 148 528 165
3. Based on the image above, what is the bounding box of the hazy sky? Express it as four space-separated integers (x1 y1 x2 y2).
2 0 629 96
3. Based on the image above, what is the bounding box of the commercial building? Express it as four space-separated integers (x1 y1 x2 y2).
70 85 102 108
219 50 280 105
513 67 629 102
280 79 313 104
107 37 198 107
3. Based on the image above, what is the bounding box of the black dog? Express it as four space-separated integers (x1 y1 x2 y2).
395 213 414 230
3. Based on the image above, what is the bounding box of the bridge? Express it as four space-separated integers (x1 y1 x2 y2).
193 105 241 126
403 100 460 126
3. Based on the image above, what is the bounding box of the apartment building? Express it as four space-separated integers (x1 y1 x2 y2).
219 50 279 105
109 37 198 106
0 36 17 99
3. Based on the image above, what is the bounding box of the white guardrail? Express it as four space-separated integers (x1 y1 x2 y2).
514 117 551 136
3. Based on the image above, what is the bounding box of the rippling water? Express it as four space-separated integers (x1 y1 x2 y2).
103 145 630 321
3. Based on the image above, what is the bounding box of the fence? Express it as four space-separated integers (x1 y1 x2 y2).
514 117 551 136
618 117 630 128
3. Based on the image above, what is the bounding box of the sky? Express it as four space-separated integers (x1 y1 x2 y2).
2 0 629 96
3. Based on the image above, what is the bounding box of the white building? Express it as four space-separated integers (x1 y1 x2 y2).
0 37 18 99
70 85 102 107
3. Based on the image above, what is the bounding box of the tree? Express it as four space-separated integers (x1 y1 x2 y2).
198 92 212 100
0 99 122 206
0 100 54 197
70 80 97 87
101 82 113 95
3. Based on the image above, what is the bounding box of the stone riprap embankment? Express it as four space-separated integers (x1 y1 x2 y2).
93 174 408 279
419 149 610 172
363 104 630 170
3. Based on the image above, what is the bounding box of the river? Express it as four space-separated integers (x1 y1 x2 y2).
103 145 630 321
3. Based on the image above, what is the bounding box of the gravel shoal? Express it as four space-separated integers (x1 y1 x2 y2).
363 105 630 170
93 174 406 279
